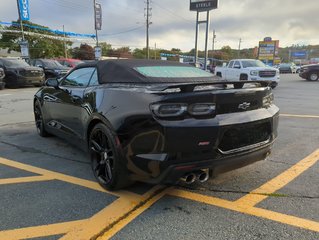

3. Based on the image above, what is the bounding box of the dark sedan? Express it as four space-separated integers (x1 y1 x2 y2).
34 60 279 190
30 59 70 79
299 64 319 81
278 63 298 74
0 58 45 88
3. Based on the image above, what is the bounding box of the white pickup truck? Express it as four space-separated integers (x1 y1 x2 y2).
215 59 280 88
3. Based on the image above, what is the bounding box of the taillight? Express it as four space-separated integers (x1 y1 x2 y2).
150 103 216 118
263 93 274 108
188 103 216 116
150 103 187 117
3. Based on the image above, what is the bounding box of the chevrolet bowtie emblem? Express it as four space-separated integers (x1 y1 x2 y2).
238 102 251 110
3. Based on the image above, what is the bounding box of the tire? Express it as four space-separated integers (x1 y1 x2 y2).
89 123 132 190
34 100 49 137
216 72 222 77
308 72 319 81
0 83 4 90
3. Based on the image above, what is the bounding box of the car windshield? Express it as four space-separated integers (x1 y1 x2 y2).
134 66 213 78
1 59 30 68
242 60 266 68
42 60 64 68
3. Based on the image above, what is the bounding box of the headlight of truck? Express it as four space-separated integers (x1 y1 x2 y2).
263 93 274 108
250 70 258 76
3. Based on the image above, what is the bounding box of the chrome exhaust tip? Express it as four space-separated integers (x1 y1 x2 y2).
196 169 209 183
180 173 197 184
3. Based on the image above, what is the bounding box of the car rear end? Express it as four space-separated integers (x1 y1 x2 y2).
112 82 279 185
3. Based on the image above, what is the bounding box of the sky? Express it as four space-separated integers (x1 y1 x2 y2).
0 0 318 51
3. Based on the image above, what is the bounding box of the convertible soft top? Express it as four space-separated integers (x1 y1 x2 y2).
75 59 216 84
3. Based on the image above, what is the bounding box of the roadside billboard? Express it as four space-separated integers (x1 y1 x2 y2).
258 38 279 66
291 51 307 59
190 0 218 12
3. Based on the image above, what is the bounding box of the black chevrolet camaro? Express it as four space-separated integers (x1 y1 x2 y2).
34 60 279 190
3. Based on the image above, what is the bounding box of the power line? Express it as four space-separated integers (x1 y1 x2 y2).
152 1 193 24
99 25 145 37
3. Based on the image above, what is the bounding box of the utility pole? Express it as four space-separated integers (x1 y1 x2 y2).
63 25 68 58
154 42 157 60
238 38 242 58
16 0 25 41
145 0 152 59
212 29 216 61
93 0 99 47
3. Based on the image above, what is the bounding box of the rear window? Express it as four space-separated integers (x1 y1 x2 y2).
134 66 213 78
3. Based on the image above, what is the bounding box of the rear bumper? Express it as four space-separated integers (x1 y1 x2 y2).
123 105 279 184
150 140 274 184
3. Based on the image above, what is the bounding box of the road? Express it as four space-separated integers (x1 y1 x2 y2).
0 74 318 240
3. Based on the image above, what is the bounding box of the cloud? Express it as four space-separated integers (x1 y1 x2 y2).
0 0 318 51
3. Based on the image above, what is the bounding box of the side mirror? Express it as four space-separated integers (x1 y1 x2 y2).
45 78 59 89
37 65 43 68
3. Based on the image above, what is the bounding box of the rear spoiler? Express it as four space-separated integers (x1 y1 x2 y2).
151 80 272 93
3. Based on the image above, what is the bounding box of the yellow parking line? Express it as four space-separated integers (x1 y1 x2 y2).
281 114 319 119
0 157 119 197
61 186 168 240
169 189 319 233
0 175 53 185
96 188 170 240
235 149 319 207
0 220 86 240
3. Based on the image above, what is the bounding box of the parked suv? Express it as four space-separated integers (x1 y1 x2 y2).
0 67 5 90
0 58 45 88
299 64 319 81
30 59 70 79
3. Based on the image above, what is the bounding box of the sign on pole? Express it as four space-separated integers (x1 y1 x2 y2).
95 46 102 60
94 3 102 30
18 0 30 21
190 0 218 12
20 40 29 58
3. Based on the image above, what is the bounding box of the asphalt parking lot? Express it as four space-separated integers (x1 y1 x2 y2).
0 74 318 240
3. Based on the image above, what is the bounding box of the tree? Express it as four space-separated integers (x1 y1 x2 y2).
71 44 95 60
0 20 72 58
100 42 112 56
133 48 146 59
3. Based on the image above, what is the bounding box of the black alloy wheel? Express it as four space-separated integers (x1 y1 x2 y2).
89 123 130 190
34 101 49 137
